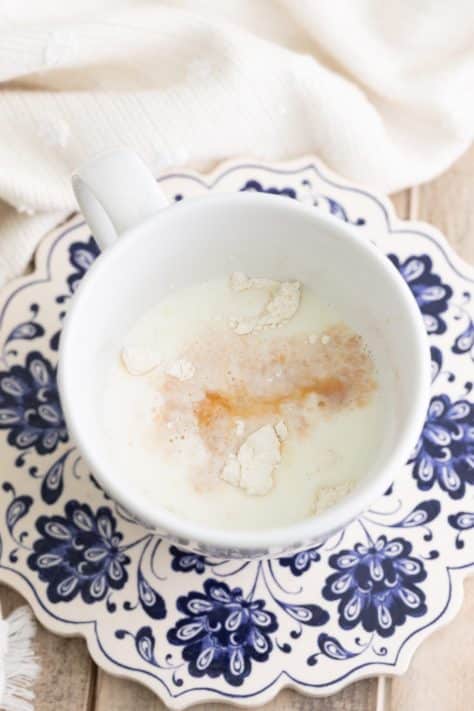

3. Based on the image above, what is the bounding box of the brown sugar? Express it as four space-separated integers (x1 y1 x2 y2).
153 322 377 487
195 376 348 432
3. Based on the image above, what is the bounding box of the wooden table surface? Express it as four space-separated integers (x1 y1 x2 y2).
1 146 473 711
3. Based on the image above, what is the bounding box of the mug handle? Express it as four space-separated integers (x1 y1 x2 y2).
72 148 168 251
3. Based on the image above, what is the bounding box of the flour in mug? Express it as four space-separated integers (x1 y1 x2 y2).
102 274 381 530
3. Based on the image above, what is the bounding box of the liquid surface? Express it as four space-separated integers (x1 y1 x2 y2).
102 277 381 530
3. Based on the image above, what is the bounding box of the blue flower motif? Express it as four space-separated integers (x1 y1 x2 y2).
167 579 278 686
453 316 474 358
322 536 427 637
409 395 474 499
240 180 297 199
28 500 130 603
7 319 44 345
389 254 453 334
67 237 100 293
448 511 474 549
279 546 322 576
0 351 67 455
170 545 207 574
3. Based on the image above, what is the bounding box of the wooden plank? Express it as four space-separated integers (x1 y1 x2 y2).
390 577 474 711
413 144 474 263
94 674 162 711
390 189 410 220
94 675 378 711
388 144 474 711
0 584 96 711
94 190 410 711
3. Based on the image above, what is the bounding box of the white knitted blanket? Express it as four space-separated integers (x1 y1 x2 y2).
0 0 472 282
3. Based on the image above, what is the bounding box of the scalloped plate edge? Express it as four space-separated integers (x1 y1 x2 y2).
157 155 474 283
0 564 472 708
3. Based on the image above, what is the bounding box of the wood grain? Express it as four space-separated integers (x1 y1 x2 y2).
388 143 474 711
0 584 96 711
390 189 410 221
390 577 474 711
94 675 378 711
414 145 474 263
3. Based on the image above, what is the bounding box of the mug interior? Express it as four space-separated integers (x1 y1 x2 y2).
59 193 429 554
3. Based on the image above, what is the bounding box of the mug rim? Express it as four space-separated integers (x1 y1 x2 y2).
59 191 430 551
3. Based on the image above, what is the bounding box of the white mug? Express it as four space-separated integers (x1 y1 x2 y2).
59 148 430 559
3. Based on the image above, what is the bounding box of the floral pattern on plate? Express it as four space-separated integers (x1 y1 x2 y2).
0 159 472 708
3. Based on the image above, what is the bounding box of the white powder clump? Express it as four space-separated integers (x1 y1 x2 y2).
232 319 254 336
229 272 301 335
321 334 331 345
308 334 317 344
220 453 241 486
275 420 288 441
166 358 195 381
263 281 300 327
229 272 276 292
121 346 160 376
235 419 245 437
312 481 354 515
220 424 281 495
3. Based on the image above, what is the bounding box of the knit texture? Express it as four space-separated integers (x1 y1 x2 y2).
0 0 472 283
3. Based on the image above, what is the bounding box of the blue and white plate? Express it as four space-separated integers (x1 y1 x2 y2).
0 159 472 708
